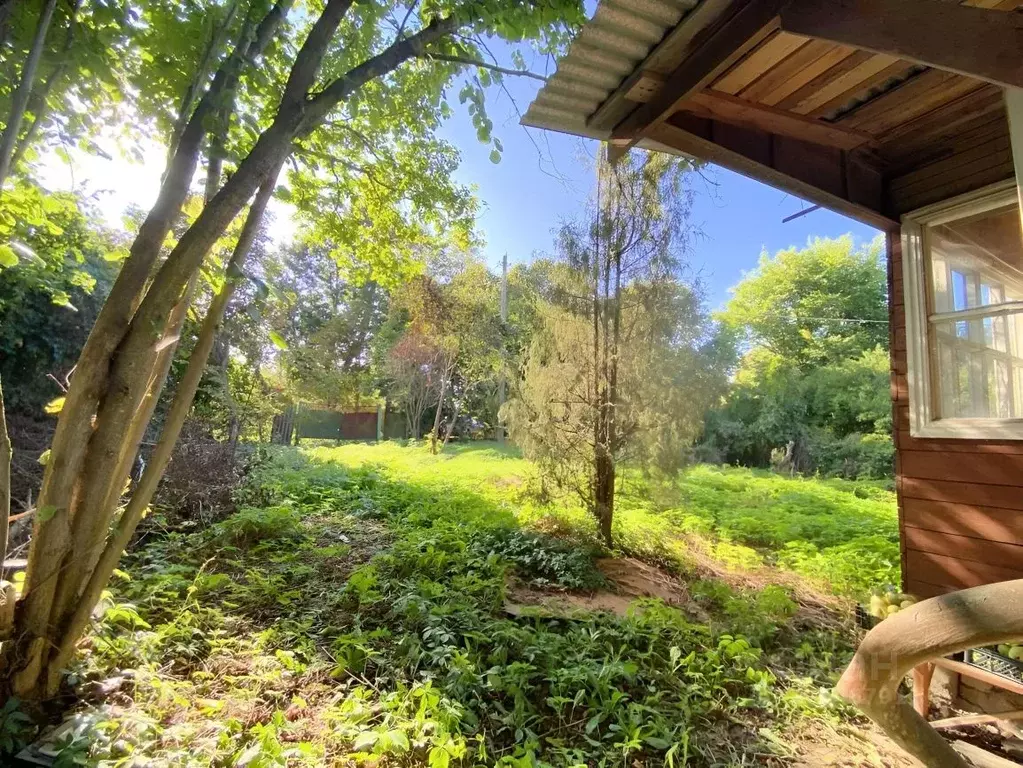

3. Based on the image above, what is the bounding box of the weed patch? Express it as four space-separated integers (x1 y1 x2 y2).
17 443 901 766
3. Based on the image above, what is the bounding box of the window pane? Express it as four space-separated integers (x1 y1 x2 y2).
931 310 1023 418
928 203 1023 312
926 199 1023 421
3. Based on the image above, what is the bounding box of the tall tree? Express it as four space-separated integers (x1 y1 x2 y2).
2 0 585 701
507 150 728 546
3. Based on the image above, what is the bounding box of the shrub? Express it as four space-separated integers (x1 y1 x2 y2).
216 505 303 546
806 430 894 480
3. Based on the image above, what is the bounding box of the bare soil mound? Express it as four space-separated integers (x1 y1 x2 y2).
505 556 689 618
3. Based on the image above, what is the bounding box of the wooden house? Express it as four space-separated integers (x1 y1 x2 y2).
523 0 1023 603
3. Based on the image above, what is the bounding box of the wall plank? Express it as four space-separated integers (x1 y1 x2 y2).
905 549 1023 591
902 476 1023 510
904 498 1023 545
901 450 1023 486
904 527 1023 570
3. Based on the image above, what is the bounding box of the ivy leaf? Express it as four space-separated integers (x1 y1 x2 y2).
269 331 288 350
0 244 18 268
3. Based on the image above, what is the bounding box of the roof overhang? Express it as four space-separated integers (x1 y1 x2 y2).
524 0 1023 229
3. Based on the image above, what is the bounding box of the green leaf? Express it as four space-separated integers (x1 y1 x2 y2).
38 505 58 522
37 449 51 466
351 732 377 752
428 746 450 768
44 397 65 414
0 244 18 268
269 331 288 350
489 149 501 164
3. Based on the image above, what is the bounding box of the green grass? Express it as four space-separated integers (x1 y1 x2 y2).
11 443 899 767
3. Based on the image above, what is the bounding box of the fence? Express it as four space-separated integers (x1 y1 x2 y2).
271 405 404 445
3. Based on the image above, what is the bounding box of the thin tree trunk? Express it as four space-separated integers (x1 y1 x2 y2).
10 0 80 172
0 374 10 566
430 369 449 454
0 0 58 191
46 165 282 693
442 400 460 448
11 0 461 701
166 0 242 169
0 0 14 50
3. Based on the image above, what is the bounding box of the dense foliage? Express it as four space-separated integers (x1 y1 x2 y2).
701 236 893 479
0 181 119 412
0 443 900 765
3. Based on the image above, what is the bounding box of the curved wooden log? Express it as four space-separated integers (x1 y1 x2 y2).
836 579 1023 767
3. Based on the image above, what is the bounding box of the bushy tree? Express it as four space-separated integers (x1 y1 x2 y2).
703 236 893 478
507 150 730 546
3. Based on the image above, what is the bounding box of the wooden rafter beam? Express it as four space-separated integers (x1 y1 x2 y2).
677 90 875 150
780 0 1023 90
647 114 896 230
608 0 787 161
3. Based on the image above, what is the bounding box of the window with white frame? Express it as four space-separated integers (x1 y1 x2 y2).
903 180 1023 439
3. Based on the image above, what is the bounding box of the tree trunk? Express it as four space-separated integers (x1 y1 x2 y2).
0 374 10 565
442 400 460 449
0 0 58 191
45 166 282 694
430 370 449 454
6 0 465 703
8 0 299 700
594 442 614 548
10 0 81 173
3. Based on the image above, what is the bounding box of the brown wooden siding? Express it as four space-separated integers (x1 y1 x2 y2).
889 235 1023 597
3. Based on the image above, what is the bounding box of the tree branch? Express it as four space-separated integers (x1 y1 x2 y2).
304 13 459 126
424 53 547 82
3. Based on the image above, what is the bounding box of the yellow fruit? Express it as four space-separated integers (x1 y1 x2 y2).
999 644 1012 656
886 605 900 616
1009 647 1023 662
900 600 915 609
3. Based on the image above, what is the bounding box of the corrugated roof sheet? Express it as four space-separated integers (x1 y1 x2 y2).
523 0 702 139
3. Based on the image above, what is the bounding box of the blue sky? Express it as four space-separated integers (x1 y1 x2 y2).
436 35 881 311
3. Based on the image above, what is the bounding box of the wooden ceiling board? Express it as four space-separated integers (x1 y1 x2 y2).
712 30 809 94
736 39 841 102
750 43 859 106
782 53 905 115
740 40 859 104
806 61 913 118
838 69 982 134
878 85 1005 154
890 133 1011 197
881 109 1007 174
